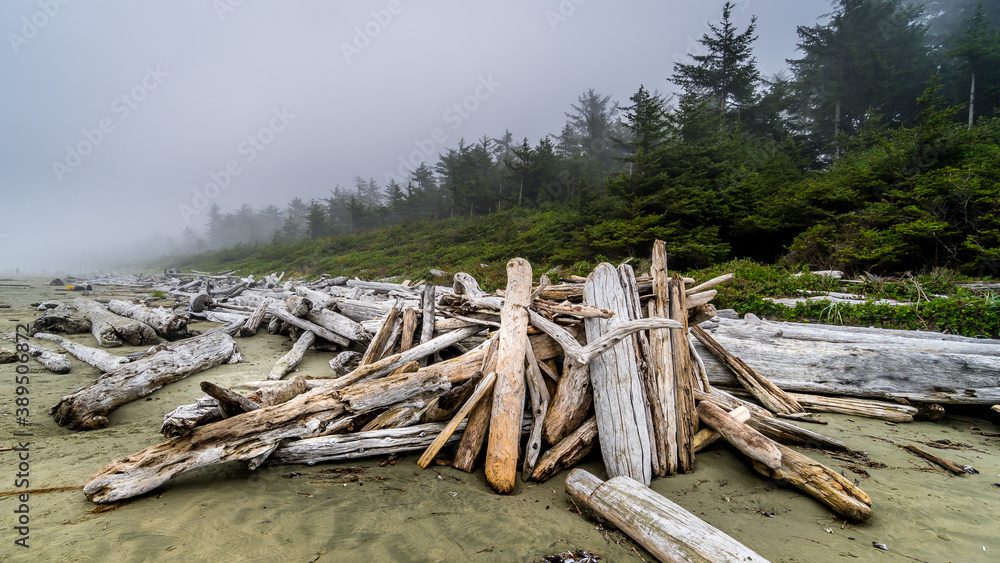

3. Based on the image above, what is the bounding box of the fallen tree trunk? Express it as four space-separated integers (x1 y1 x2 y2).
51 330 241 430
270 421 467 465
565 469 769 563
33 332 129 373
30 304 90 335
2 334 71 373
697 401 782 469
74 297 158 347
268 330 315 380
84 370 451 503
107 299 188 339
696 317 1000 404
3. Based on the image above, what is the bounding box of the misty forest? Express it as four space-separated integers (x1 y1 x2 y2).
175 0 1000 278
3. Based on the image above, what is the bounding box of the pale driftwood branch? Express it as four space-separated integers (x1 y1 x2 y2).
2 334 71 374
268 330 315 380
697 401 782 469
647 239 677 477
33 332 129 373
685 273 735 296
417 371 497 468
267 304 350 347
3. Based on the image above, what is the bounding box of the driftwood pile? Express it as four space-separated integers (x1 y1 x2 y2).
20 256 1000 560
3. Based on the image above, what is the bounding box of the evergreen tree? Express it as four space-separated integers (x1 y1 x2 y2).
671 2 761 118
564 89 622 172
949 2 1000 126
617 85 670 164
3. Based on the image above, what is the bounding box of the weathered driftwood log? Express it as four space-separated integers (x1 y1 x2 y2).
330 325 484 389
400 307 419 352
270 421 467 465
693 406 750 452
902 444 968 475
84 370 451 503
74 297 158 348
565 469 769 563
286 295 311 317
268 305 349 347
107 299 188 339
190 293 213 313
160 396 222 437
359 305 401 366
361 406 422 431
421 370 484 423
33 332 129 373
692 324 803 415
30 304 91 335
746 415 847 451
329 351 360 375
669 275 697 473
751 441 872 521
522 342 551 476
485 258 532 494
0 348 17 363
648 239 678 476
268 330 315 380
51 330 241 430
201 381 260 417
418 371 497 468
697 316 1000 404
686 273 735 296
2 334 71 373
258 375 309 407
239 298 271 337
787 392 917 423
532 417 599 483
304 308 370 345
584 263 652 486
452 339 499 472
697 401 782 469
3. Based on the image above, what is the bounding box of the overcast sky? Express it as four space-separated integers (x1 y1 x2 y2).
0 0 834 273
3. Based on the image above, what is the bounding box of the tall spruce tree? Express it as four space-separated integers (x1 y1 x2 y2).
670 2 760 118
950 2 1000 126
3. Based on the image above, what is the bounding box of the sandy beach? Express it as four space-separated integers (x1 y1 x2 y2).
1 277 998 562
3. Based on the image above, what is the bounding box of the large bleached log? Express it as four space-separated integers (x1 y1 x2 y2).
648 239 678 476
51 330 241 430
532 417 599 483
270 421 467 466
696 317 1000 404
584 263 652 486
267 304 350 347
74 297 158 347
2 334 71 373
33 332 129 373
107 299 188 339
566 469 769 563
268 330 315 380
485 258 532 494
304 307 371 345
359 305 400 366
84 370 451 503
239 298 271 337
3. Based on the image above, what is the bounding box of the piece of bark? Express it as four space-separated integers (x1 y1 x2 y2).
902 444 967 475
0 348 16 363
268 330 315 380
74 297 158 348
33 332 129 373
648 239 678 476
531 417 599 483
107 299 188 339
584 263 652 485
240 298 271 337
565 469 769 563
51 330 240 430
697 401 782 469
692 324 804 415
418 371 498 468
751 442 872 521
201 381 260 417
84 370 451 503
485 258 532 494
669 275 697 473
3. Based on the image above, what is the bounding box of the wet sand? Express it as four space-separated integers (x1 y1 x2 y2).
1 278 998 562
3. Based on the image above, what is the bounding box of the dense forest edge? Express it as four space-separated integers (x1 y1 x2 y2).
161 0 1000 337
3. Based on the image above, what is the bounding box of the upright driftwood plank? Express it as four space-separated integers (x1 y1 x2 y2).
566 469 769 563
648 239 678 476
400 307 420 352
452 338 499 472
485 258 532 494
669 275 697 473
584 263 652 486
